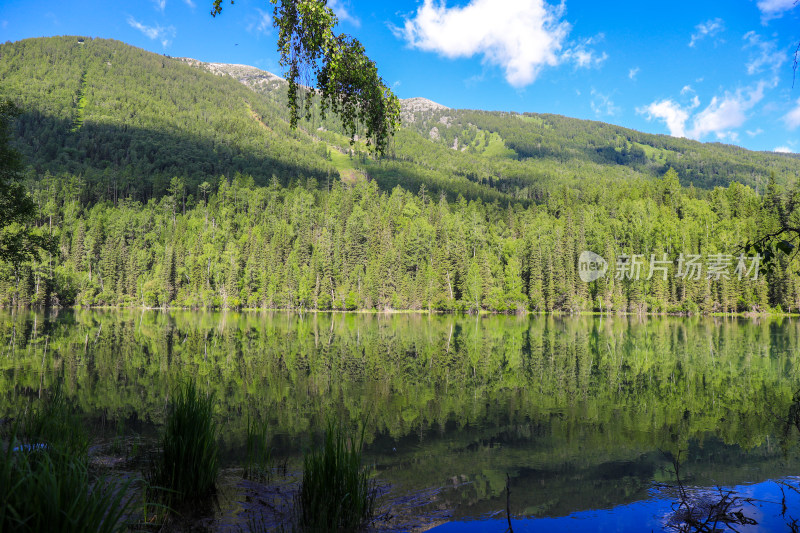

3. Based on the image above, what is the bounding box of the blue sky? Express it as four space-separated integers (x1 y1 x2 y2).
2 0 800 153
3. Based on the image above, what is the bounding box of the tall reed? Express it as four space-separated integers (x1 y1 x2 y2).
18 384 87 457
0 387 131 533
148 381 219 506
296 420 377 532
244 415 272 481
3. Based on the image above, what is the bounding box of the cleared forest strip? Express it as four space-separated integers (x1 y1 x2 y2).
70 70 87 132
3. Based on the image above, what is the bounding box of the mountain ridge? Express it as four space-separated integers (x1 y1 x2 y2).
174 55 795 159
2 35 799 205
168 51 799 196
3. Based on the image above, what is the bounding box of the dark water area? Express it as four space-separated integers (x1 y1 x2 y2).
2 310 800 531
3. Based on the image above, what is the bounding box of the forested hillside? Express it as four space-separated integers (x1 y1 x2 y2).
1 36 799 313
0 36 336 200
190 56 800 197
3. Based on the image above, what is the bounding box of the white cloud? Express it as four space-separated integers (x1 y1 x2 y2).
689 18 724 47
464 71 486 87
718 131 740 143
184 0 196 7
757 0 798 22
775 146 793 153
247 8 272 35
590 89 619 117
746 128 764 137
690 82 767 139
743 31 784 78
328 0 360 27
562 35 607 69
628 67 639 80
127 17 160 39
127 16 176 46
784 98 800 129
680 85 694 95
153 0 166 12
641 81 769 141
400 0 572 87
562 48 607 69
638 99 692 138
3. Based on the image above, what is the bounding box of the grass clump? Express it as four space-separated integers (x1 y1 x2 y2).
17 386 88 458
244 415 272 481
148 381 219 507
0 386 132 533
296 420 377 532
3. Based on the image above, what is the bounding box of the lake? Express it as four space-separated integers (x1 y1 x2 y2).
2 310 800 531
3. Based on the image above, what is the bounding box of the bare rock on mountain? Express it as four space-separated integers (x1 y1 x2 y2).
401 97 449 123
179 59 448 130
178 58 286 94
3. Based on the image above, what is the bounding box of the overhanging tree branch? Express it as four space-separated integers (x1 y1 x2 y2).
211 0 400 155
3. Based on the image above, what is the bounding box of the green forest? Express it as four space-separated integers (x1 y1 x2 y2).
2 36 800 313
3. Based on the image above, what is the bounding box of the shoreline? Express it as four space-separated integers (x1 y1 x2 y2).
4 306 799 318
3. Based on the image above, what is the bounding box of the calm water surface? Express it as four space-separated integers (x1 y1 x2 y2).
2 310 800 531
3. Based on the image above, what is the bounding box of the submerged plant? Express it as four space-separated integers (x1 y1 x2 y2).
296 420 377 532
109 417 125 456
148 381 219 507
244 414 272 482
0 387 132 533
17 384 88 458
664 451 757 533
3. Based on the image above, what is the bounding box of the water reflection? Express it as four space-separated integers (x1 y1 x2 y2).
1 310 799 525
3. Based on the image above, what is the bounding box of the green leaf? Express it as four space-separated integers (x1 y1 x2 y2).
776 240 795 255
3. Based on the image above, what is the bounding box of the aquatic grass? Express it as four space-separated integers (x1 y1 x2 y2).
0 390 133 533
244 415 272 482
148 381 219 507
296 420 377 532
17 384 88 458
109 417 125 456
0 444 133 533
